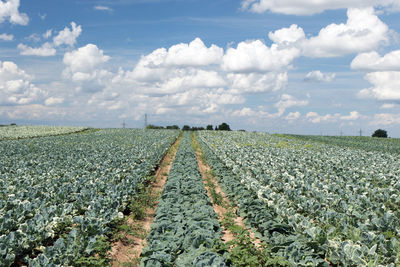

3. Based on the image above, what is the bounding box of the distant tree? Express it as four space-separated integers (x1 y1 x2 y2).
206 125 213 130
215 126 218 131
217 122 231 131
191 127 204 131
182 125 191 131
372 129 388 138
238 129 246 132
166 125 180 130
146 124 164 129
10 123 17 126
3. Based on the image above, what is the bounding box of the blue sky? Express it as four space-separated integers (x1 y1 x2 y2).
1 0 400 136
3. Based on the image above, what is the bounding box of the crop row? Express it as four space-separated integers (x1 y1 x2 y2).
0 129 178 266
140 132 226 266
0 125 90 140
198 131 400 266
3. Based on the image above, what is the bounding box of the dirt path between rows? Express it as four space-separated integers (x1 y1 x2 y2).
192 134 261 247
110 134 182 266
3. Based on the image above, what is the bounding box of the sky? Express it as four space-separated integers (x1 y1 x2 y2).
1 0 400 136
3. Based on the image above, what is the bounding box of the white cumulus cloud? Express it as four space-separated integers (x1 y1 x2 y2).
228 72 288 93
231 107 274 118
158 70 227 94
135 38 223 69
304 70 336 82
19 22 82 57
358 71 400 100
351 50 400 71
302 8 389 58
274 94 308 115
285 111 301 121
371 113 400 125
17 42 56 56
45 97 64 106
63 44 111 82
306 111 362 123
0 33 13 41
0 61 44 105
0 0 29 25
53 22 82 47
268 24 305 46
241 0 400 15
222 40 300 73
341 111 361 120
165 38 223 67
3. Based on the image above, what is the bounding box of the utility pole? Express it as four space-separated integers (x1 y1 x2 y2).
144 114 148 129
359 129 362 136
340 129 343 136
122 121 126 128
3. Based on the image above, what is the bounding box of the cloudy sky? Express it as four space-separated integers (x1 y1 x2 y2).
1 0 400 136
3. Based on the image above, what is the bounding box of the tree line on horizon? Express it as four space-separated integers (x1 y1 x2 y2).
146 122 232 131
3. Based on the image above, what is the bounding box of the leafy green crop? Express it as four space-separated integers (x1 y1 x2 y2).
0 129 178 266
198 131 400 266
286 134 400 154
140 132 226 266
0 125 90 140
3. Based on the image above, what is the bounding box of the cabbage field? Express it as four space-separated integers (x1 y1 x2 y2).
0 129 178 266
198 131 400 266
2 127 400 266
0 125 90 141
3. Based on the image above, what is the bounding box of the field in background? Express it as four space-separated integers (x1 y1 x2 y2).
0 125 91 140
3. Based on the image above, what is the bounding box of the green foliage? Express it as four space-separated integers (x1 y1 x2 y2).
216 209 290 267
166 125 180 130
197 130 400 266
206 125 213 130
372 129 388 138
288 133 400 154
182 125 191 131
75 237 111 267
217 122 231 131
129 183 157 220
0 125 90 140
140 132 226 266
191 126 205 131
146 124 164 129
0 129 179 266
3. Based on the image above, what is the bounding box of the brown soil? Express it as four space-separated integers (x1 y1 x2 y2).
110 135 182 266
192 134 261 248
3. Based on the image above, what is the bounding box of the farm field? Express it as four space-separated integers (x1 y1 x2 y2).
285 134 400 154
0 128 178 266
197 131 400 266
0 125 91 141
1 127 400 266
